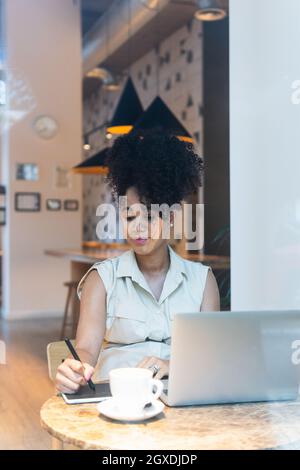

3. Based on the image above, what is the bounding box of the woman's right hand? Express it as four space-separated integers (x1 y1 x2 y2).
55 358 95 394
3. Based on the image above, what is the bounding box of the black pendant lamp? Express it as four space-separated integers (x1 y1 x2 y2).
106 78 143 135
72 148 109 175
133 96 193 143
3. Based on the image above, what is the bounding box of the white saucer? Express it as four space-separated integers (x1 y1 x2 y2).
97 398 165 422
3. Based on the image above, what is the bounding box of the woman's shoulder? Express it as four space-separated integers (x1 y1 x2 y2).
77 250 130 299
90 248 132 271
169 246 213 307
170 245 211 278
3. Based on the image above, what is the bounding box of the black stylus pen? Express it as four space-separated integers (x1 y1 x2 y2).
64 338 96 392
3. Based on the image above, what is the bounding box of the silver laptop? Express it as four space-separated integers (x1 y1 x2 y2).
160 310 300 407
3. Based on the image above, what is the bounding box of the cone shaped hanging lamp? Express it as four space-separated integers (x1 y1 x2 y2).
106 78 143 135
72 148 109 175
133 96 193 143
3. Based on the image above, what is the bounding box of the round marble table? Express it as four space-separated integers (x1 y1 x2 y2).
40 396 300 450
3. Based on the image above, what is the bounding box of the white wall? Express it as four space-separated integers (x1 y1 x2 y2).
2 0 82 319
230 0 300 310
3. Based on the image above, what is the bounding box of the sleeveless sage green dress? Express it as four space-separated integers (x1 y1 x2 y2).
77 244 211 381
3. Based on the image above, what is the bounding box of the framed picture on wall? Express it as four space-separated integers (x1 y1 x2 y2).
15 192 41 212
46 199 61 211
0 207 5 225
53 165 72 189
16 163 39 181
64 199 79 211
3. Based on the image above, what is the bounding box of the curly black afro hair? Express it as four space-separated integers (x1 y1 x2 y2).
106 128 204 207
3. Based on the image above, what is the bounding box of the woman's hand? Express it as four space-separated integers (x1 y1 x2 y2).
55 358 95 394
136 356 169 380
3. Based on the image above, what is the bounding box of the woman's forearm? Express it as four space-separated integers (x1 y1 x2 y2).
74 270 108 368
70 347 99 367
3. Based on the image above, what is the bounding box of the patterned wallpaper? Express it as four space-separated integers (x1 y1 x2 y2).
82 18 204 242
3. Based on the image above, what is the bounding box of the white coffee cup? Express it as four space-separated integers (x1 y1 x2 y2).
109 367 164 415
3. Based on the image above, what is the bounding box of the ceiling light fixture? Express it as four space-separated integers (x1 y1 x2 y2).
73 147 109 175
85 67 120 91
106 78 143 135
194 0 227 21
83 136 91 151
134 96 193 143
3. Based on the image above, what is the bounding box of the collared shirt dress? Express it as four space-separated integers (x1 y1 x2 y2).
77 244 211 381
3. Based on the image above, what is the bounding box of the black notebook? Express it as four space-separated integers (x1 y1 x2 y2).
61 382 112 405
61 378 169 405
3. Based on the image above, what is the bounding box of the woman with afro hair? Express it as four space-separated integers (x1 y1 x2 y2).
56 130 220 393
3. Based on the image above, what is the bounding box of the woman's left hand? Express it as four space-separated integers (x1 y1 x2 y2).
136 356 169 380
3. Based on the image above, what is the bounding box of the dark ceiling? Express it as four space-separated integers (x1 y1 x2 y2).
81 0 198 98
81 0 111 37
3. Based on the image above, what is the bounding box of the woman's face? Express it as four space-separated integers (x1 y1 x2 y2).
120 186 169 255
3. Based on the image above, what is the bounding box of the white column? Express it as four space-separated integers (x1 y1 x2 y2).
2 0 82 319
230 0 300 310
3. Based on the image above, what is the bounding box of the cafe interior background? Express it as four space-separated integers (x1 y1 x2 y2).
0 0 299 450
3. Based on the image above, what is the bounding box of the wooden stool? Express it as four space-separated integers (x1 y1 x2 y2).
60 281 79 340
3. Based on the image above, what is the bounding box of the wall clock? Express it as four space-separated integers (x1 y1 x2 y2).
33 115 58 139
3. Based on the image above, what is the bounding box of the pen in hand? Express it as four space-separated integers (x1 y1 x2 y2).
64 338 96 392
